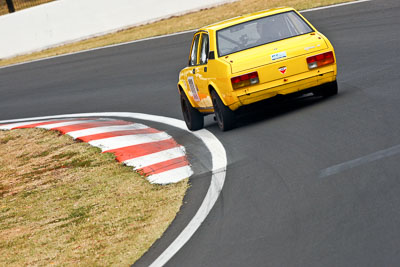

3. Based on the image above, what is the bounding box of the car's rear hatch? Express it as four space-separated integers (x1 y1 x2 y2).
221 33 328 84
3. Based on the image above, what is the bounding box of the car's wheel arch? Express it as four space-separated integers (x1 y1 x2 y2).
178 82 197 109
208 83 234 109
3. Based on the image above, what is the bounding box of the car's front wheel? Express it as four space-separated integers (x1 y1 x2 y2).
180 91 204 131
211 90 235 131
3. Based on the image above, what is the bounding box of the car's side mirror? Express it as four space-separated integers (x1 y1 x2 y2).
209 51 215 60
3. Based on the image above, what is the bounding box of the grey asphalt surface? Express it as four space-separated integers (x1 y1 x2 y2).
1 0 400 266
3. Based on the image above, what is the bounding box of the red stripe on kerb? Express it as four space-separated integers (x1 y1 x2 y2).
77 128 160 142
53 120 132 134
105 138 179 162
139 156 189 175
12 120 70 129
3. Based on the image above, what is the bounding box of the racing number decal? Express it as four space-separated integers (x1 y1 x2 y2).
187 76 200 102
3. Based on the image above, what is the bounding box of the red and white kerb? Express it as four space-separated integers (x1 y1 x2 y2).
0 118 193 184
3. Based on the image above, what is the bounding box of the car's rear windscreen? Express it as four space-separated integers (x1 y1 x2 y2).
217 11 313 57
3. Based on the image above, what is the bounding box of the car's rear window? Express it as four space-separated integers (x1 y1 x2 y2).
217 11 313 57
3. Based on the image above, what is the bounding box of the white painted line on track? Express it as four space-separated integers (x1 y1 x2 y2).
67 123 148 138
124 146 186 169
320 144 400 178
149 128 226 267
0 112 227 267
0 0 373 71
89 132 172 151
301 0 372 13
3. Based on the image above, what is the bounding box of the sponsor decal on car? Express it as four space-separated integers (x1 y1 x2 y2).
279 66 287 74
187 76 200 102
271 51 287 61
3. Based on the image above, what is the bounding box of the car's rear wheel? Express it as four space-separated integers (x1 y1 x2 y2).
211 90 235 131
314 80 338 97
180 91 204 131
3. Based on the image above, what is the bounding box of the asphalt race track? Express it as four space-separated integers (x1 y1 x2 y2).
1 0 400 266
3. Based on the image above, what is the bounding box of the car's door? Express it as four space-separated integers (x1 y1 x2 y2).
184 33 202 107
194 32 213 109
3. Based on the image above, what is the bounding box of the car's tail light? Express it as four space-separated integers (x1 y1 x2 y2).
307 51 334 69
231 71 259 89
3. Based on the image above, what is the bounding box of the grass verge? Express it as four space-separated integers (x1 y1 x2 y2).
0 128 188 266
0 0 354 67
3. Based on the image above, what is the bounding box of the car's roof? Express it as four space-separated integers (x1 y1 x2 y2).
200 7 295 32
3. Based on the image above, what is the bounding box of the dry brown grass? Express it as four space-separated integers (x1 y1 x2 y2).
0 128 188 266
0 0 353 67
0 0 55 16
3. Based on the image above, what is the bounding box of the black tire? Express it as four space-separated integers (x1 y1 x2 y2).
314 80 338 97
211 90 235 131
180 91 204 131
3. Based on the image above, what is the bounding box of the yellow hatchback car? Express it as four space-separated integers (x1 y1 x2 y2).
178 7 338 131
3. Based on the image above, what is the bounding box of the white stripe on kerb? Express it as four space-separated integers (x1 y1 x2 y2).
67 123 148 138
0 120 56 130
37 120 98 129
124 146 186 169
89 132 172 151
147 166 194 185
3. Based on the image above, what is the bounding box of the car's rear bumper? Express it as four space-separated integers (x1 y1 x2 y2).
229 68 336 110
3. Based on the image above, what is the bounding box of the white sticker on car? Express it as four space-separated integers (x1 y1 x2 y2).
187 76 200 102
271 51 287 61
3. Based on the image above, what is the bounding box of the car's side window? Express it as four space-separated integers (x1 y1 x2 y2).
189 34 200 66
199 34 209 65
